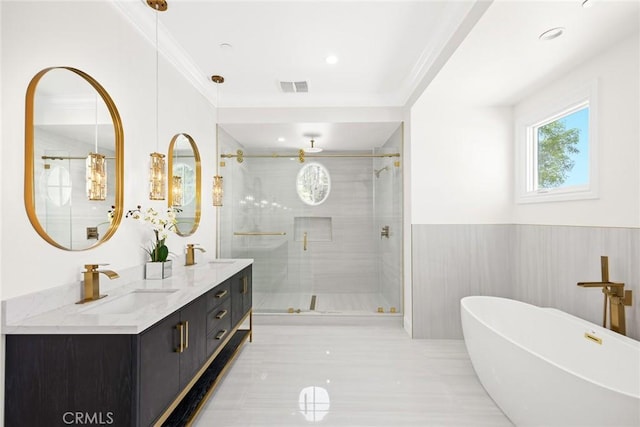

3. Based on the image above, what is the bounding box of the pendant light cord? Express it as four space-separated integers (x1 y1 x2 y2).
155 5 159 153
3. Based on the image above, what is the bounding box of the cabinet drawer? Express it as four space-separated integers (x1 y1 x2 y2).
206 313 231 356
207 299 231 333
206 281 230 312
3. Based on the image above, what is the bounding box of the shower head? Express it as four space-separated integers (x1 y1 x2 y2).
374 166 389 178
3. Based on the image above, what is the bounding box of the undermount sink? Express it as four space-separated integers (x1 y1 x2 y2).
208 259 236 268
81 289 179 315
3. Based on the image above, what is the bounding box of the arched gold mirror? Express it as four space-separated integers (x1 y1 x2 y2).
168 133 201 236
25 67 124 250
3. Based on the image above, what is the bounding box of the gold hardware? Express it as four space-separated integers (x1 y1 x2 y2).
146 0 167 12
185 243 206 266
215 310 228 320
184 320 189 350
76 264 119 304
584 332 602 345
577 256 633 336
287 307 301 313
310 295 317 311
377 307 384 313
390 307 397 313
233 231 287 236
381 225 390 239
242 276 248 294
288 307 294 313
215 329 228 340
215 289 228 299
176 322 184 353
394 161 400 167
220 151 400 163
220 161 226 167
303 232 308 251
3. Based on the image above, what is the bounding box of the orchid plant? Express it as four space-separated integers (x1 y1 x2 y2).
126 205 178 262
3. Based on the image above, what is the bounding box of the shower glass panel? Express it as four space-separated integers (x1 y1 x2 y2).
218 124 403 316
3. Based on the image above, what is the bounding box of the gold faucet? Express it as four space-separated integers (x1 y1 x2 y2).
185 244 206 266
577 256 633 335
76 264 119 304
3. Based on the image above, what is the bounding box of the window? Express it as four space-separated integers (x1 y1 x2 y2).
516 81 597 203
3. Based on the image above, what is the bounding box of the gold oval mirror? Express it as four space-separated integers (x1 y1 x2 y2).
168 133 201 236
25 67 124 250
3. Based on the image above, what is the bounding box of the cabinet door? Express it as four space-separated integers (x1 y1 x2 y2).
179 296 207 389
242 266 253 315
231 266 252 326
139 311 181 427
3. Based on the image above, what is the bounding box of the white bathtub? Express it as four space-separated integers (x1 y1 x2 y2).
461 296 640 427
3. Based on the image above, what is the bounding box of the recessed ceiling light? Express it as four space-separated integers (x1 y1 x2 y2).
539 27 565 41
325 55 338 65
277 137 285 142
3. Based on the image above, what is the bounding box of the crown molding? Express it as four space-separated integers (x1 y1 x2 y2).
110 0 218 108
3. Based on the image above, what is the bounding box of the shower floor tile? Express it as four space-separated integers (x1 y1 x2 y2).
253 291 397 314
192 323 512 427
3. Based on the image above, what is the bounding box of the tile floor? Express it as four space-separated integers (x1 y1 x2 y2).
193 321 512 426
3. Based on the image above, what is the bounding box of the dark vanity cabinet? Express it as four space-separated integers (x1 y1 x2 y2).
231 268 252 326
5 265 252 427
139 296 207 427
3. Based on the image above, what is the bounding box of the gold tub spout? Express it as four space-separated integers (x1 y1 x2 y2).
76 264 119 304
577 256 633 335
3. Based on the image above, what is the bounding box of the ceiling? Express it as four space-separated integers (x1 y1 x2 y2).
114 0 639 150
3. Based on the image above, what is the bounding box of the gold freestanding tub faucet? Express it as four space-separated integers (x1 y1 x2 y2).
577 256 633 335
185 244 206 266
76 264 119 304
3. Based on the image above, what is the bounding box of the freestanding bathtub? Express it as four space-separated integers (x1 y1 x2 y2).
461 296 640 427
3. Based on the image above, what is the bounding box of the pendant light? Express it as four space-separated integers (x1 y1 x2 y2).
148 0 167 200
212 75 224 207
86 94 107 200
172 175 183 207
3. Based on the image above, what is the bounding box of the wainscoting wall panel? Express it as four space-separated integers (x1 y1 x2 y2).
412 224 640 340
411 224 514 338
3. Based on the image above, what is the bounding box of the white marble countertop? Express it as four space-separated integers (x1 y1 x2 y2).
2 259 252 335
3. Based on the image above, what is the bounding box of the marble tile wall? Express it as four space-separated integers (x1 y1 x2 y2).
412 224 640 340
514 225 639 340
411 224 514 339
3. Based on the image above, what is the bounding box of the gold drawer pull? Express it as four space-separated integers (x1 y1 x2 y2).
215 329 228 340
215 289 228 298
242 276 248 294
175 322 184 353
184 320 189 350
215 309 228 320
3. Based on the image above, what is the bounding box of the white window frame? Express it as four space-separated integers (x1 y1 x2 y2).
515 80 598 204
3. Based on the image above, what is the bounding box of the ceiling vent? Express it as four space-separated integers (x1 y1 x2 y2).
280 81 308 93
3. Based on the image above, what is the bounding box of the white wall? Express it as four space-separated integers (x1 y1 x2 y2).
513 34 640 227
1 1 217 300
409 32 640 338
410 101 513 224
